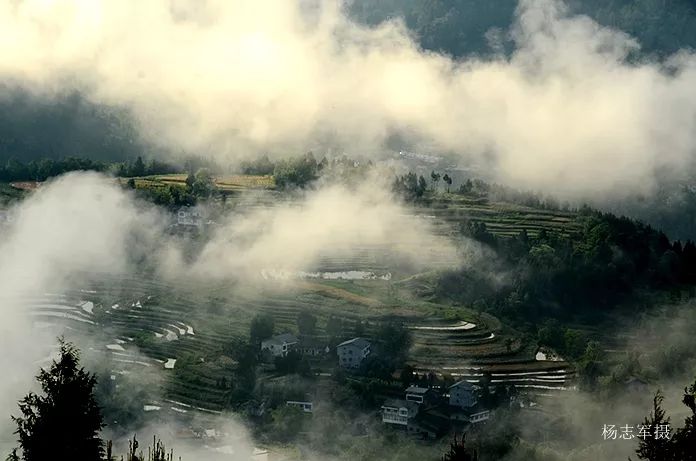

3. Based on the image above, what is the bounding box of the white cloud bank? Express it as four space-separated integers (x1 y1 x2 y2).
0 173 162 448
1 0 695 197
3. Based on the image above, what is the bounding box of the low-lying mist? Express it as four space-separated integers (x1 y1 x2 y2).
491 302 696 461
0 171 467 457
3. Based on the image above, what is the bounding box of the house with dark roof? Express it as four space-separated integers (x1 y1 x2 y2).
381 399 419 426
261 333 298 357
625 376 649 393
336 337 371 369
405 385 439 405
407 408 452 439
449 380 478 408
448 403 491 425
298 336 329 357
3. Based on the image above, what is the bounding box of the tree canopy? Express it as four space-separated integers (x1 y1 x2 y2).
250 313 275 346
348 0 696 59
10 338 104 461
634 380 696 461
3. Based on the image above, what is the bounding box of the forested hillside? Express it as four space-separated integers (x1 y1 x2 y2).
348 0 696 58
0 88 145 163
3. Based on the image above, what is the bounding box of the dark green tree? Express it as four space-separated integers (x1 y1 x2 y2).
577 341 603 391
325 315 344 346
125 434 175 461
228 339 258 403
191 168 215 198
459 179 473 194
674 381 696 460
296 310 317 336
250 313 275 346
241 155 275 175
273 153 319 189
10 338 104 461
634 381 696 461
442 434 478 461
270 405 305 442
417 175 427 196
273 351 304 375
431 170 441 191
504 337 514 353
354 320 366 338
399 365 415 386
375 322 412 365
634 391 674 461
131 156 146 177
185 171 195 188
443 173 452 192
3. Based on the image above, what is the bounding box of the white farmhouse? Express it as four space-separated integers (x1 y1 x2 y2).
261 333 298 357
286 400 314 413
176 206 203 228
381 399 419 426
449 406 491 425
336 337 371 369
469 409 490 423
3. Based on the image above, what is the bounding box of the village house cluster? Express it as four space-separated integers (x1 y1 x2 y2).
175 206 205 229
381 381 491 439
260 333 331 359
260 333 372 369
259 332 491 440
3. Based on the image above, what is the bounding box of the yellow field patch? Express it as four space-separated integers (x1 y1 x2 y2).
154 174 188 185
299 282 383 308
119 174 275 191
216 175 275 190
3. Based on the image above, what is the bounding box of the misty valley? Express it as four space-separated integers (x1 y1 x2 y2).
1 153 694 461
1 1 696 461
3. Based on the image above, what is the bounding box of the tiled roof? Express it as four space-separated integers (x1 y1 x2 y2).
263 333 298 346
337 337 371 349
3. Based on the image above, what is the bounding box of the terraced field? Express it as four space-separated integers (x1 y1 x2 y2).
407 315 574 393
120 174 276 192
19 187 582 417
216 175 275 191
123 174 580 241
23 274 401 413
418 195 581 239
24 283 233 414
23 266 574 419
119 173 577 244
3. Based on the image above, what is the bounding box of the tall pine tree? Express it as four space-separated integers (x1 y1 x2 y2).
10 338 104 461
442 434 478 461
634 380 696 461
